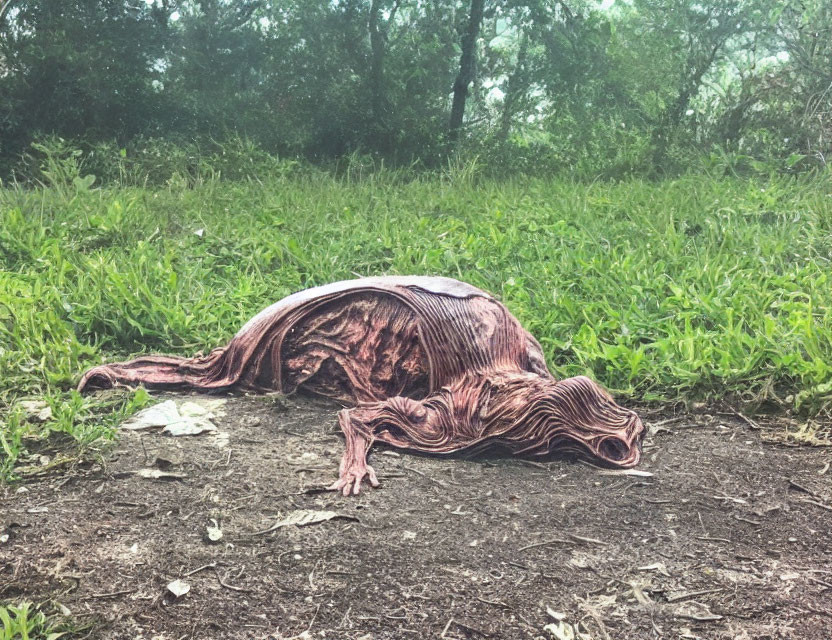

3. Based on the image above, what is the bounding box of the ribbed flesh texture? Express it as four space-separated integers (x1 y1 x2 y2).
78 277 644 471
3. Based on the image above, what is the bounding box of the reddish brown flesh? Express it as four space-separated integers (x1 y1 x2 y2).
79 276 645 494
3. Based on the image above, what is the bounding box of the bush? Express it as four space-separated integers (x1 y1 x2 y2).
10 136 306 189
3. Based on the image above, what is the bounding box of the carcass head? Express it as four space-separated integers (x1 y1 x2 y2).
548 375 645 468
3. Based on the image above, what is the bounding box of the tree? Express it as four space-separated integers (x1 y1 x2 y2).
162 0 267 139
618 0 769 166
449 0 485 144
367 0 405 151
0 0 170 163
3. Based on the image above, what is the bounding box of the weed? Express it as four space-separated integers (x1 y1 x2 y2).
0 602 67 640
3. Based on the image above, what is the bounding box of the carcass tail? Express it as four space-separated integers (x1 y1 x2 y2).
77 347 238 393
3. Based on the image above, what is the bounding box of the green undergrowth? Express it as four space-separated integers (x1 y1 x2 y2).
0 600 83 640
1 169 831 479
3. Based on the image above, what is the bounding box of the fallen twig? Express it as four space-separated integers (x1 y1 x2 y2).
516 459 549 470
184 562 217 577
696 536 732 544
648 416 686 429
666 588 723 603
214 568 252 593
81 588 135 600
801 498 832 512
476 595 510 608
728 409 761 430
452 620 492 637
598 469 654 477
712 493 747 504
674 612 723 622
518 538 572 552
440 618 454 638
402 464 449 488
807 576 832 590
569 534 608 546
788 478 817 496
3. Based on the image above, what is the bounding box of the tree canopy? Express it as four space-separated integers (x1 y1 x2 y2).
0 0 829 178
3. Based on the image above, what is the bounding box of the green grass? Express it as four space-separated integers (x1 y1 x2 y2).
0 601 74 640
1 167 831 479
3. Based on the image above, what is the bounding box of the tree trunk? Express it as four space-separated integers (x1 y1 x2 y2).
369 0 386 131
448 0 485 144
652 38 725 170
498 35 529 143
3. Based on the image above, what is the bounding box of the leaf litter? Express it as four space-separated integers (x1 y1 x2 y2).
121 397 226 436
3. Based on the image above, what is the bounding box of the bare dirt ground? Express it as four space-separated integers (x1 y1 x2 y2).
1 392 831 640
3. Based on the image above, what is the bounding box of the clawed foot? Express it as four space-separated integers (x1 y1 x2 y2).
328 462 380 496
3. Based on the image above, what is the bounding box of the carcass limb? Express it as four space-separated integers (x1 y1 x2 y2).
328 395 442 496
328 408 380 496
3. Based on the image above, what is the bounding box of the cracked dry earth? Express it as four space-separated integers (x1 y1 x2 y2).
1 393 831 640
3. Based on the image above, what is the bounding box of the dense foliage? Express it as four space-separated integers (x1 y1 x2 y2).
1 0 830 179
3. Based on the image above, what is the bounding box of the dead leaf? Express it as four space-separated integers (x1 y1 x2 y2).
162 417 217 436
18 400 52 423
123 399 223 435
598 469 654 477
630 580 653 605
135 468 186 480
544 622 574 640
252 509 358 535
544 620 593 640
179 399 226 417
167 579 190 598
546 607 566 621
637 562 670 577
286 451 321 465
205 519 223 543
123 400 180 430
